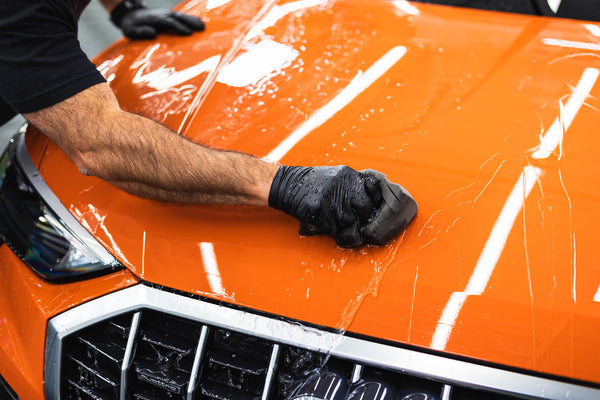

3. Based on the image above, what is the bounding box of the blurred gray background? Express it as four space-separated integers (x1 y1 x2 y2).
0 0 177 152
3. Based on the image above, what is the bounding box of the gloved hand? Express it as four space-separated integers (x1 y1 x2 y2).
359 169 418 246
111 0 205 40
269 165 381 248
269 165 417 248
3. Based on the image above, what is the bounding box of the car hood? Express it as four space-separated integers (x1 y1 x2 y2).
33 0 600 384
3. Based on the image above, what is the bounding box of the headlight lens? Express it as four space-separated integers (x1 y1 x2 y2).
0 133 122 281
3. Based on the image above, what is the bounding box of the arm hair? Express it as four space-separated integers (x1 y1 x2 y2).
24 83 278 206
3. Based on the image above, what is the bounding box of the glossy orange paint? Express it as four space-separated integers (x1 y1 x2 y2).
23 129 49 168
25 0 600 386
0 246 137 398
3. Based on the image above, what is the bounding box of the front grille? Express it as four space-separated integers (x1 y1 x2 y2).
46 285 600 400
61 309 459 400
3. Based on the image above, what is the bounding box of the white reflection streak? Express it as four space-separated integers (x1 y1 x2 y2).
431 68 599 351
594 286 600 302
392 1 420 15
263 46 407 162
206 0 231 10
584 24 600 37
97 55 124 82
245 0 323 40
542 38 600 52
200 242 225 295
132 55 220 91
217 39 298 87
141 231 146 276
532 69 600 158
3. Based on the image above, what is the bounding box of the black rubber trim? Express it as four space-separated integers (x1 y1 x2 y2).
0 374 19 400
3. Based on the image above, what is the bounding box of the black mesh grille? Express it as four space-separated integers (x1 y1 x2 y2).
62 313 131 400
59 309 531 400
199 328 272 400
130 311 200 399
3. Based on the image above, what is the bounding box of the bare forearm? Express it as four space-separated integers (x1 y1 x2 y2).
25 83 278 206
80 110 277 204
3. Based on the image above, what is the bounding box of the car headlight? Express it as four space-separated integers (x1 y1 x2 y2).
0 131 122 281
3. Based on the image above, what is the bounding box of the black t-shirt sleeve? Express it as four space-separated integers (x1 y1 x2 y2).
0 0 106 114
0 95 17 126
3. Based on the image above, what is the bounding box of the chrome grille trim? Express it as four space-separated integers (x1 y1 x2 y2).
351 364 363 384
45 284 600 400
120 311 140 400
262 344 280 400
442 384 452 400
187 325 209 400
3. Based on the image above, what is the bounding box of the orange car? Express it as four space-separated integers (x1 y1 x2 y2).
1 1 600 399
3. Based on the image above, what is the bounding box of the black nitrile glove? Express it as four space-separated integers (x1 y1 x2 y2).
269 166 418 248
269 165 382 248
111 0 205 40
359 169 418 246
